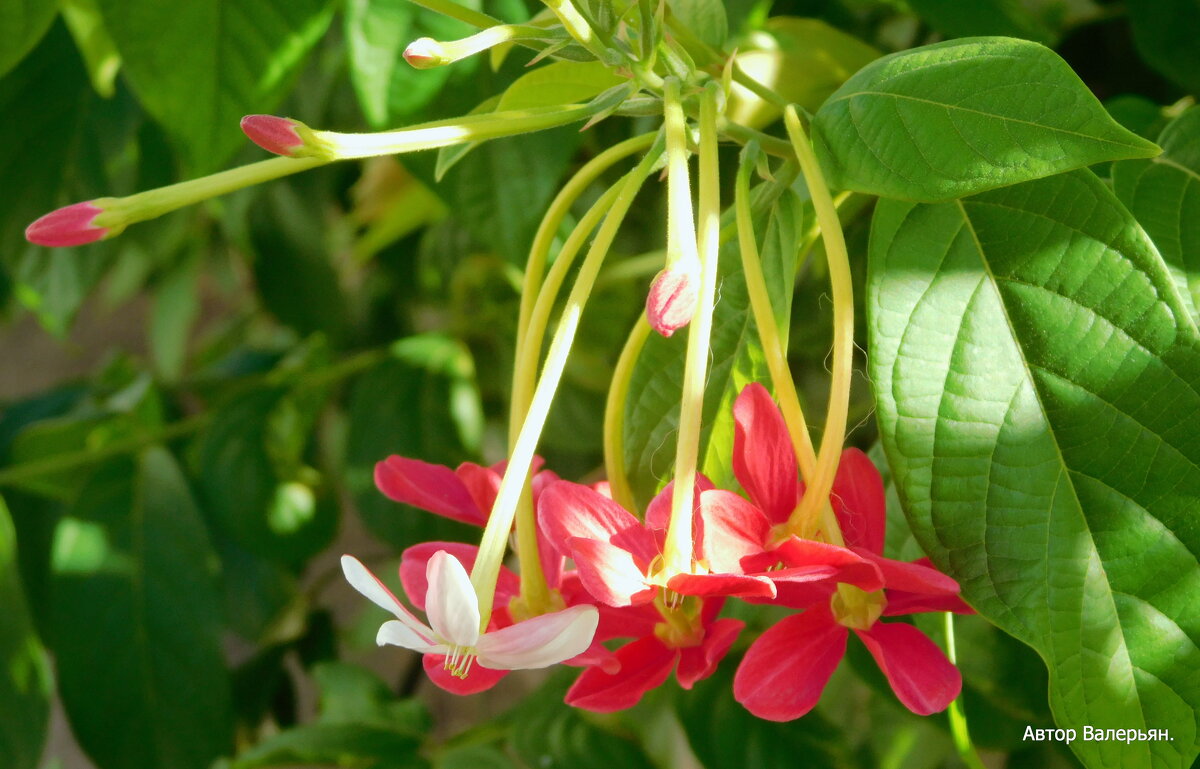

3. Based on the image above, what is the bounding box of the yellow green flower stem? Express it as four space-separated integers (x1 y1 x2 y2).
734 156 818 483
471 143 662 628
661 85 720 579
945 613 989 769
540 0 615 62
783 106 853 544
603 316 652 513
410 25 564 67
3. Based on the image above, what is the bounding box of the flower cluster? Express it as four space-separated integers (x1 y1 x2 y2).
344 383 970 719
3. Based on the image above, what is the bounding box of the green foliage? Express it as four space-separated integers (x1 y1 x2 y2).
1128 0 1200 96
50 449 233 769
868 170 1200 769
0 0 57 78
0 496 52 769
813 37 1159 202
904 0 1057 44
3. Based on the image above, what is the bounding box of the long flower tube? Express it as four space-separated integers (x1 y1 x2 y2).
404 24 567 69
660 83 721 581
782 105 856 543
26 156 326 247
469 136 666 629
241 102 615 161
602 316 651 513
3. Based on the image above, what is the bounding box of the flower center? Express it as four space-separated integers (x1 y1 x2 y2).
830 584 886 631
443 645 478 679
652 592 703 648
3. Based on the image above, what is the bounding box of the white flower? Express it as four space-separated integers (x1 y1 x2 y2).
341 551 598 677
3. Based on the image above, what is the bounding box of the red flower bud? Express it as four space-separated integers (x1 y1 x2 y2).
25 201 108 247
645 265 699 337
240 115 304 157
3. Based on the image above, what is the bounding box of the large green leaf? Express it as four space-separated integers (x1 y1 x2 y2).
868 169 1200 769
812 37 1160 202
94 0 336 170
51 448 233 769
0 496 52 769
0 0 57 78
1113 106 1200 323
623 190 803 505
1128 0 1200 97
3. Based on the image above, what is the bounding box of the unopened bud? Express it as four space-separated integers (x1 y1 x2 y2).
646 264 699 337
25 201 113 247
404 38 447 69
240 115 306 157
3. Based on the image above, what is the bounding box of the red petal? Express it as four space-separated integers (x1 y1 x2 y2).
856 622 962 715
423 654 508 694
733 383 800 525
240 115 304 156
565 637 677 712
829 448 886 554
25 201 108 247
858 550 960 595
697 489 771 572
538 481 658 564
667 571 776 600
454 462 501 519
401 542 519 614
558 574 660 640
375 456 486 525
745 538 884 590
567 537 656 607
884 591 974 616
733 607 847 721
676 618 743 689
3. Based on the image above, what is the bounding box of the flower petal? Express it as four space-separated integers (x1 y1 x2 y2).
858 550 960 595
539 481 659 565
697 489 771 572
567 537 656 607
856 622 962 715
375 456 486 525
341 555 435 639
643 476 714 531
733 383 800 524
454 461 502 519
667 571 776 600
733 607 847 721
422 654 508 694
829 448 886 554
566 637 677 712
476 605 599 669
425 551 481 648
400 542 519 614
883 591 974 616
376 619 440 653
676 617 743 689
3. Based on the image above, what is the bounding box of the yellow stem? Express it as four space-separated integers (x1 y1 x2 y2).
603 316 652 513
783 105 853 542
471 141 662 628
661 86 720 578
734 156 818 482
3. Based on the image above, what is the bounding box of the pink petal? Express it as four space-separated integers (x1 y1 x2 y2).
454 462 501 519
375 456 486 525
733 607 847 721
422 654 507 694
667 571 776 600
567 537 656 607
858 550 960 595
241 115 304 156
676 617 743 689
425 551 480 648
560 573 661 641
566 637 677 712
697 489 771 572
340 555 435 642
476 605 599 669
376 620 440 653
856 622 962 715
25 201 108 247
829 448 886 554
883 591 974 616
645 265 699 337
538 481 659 565
400 542 519 613
566 641 621 674
644 476 714 532
733 383 800 525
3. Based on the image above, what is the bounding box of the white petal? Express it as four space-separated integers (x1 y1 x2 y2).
476 605 599 670
341 555 435 640
376 620 441 653
425 550 481 648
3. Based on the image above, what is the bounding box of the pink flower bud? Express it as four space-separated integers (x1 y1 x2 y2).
403 38 444 70
240 115 304 157
645 266 699 337
25 201 108 248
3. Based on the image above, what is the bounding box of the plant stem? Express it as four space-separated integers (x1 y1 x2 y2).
945 613 989 769
471 140 663 627
406 0 503 29
734 154 818 482
661 85 720 578
783 105 853 544
603 316 651 513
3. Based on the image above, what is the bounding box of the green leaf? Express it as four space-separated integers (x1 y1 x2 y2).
868 169 1200 769
1113 105 1200 324
436 745 517 769
1129 0 1200 96
0 0 57 78
51 448 233 769
150 252 200 382
623 190 803 505
230 724 428 769
728 17 879 129
60 0 121 97
812 37 1161 202
313 662 431 734
905 0 1057 44
497 60 623 111
669 0 727 47
0 496 52 769
94 0 336 170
